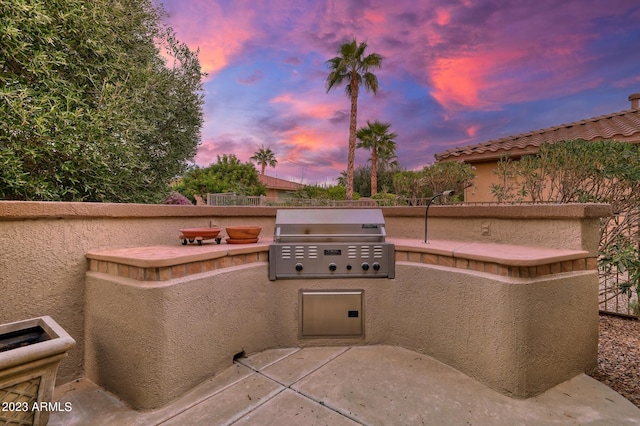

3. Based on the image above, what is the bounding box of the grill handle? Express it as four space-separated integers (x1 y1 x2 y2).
274 233 385 239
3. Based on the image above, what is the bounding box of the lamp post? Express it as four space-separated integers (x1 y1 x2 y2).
424 190 454 243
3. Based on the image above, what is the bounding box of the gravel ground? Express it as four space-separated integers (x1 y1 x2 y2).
589 314 640 408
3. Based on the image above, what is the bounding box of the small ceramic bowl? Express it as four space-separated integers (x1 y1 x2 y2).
225 226 261 240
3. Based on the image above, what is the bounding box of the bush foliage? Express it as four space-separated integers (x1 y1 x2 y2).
0 0 205 202
174 154 266 203
393 162 475 205
491 140 640 311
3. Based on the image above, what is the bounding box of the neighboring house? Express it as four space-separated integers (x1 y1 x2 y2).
435 93 640 203
258 174 305 199
205 175 305 206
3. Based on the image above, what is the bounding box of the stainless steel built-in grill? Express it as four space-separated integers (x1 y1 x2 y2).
268 209 395 280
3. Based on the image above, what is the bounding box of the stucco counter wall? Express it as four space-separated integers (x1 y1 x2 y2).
0 201 610 386
0 202 278 385
389 262 597 398
84 239 599 409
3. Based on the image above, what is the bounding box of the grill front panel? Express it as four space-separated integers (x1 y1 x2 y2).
269 242 395 280
269 209 395 280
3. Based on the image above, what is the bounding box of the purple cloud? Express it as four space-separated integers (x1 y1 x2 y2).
161 0 640 184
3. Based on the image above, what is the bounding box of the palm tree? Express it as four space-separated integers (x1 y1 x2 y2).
326 39 382 200
356 120 397 196
377 143 400 172
250 145 278 175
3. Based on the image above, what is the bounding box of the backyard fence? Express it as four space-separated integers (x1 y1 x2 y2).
598 212 640 318
207 193 266 206
207 193 458 207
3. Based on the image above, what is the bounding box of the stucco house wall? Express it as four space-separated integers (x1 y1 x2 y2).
435 93 640 203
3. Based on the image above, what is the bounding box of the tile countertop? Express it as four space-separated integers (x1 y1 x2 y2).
86 238 590 270
390 238 590 267
86 241 271 268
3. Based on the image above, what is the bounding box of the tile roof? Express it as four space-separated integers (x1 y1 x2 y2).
435 107 640 163
258 174 305 190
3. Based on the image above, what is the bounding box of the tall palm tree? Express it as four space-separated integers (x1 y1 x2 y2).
326 39 382 200
356 120 397 196
250 145 278 175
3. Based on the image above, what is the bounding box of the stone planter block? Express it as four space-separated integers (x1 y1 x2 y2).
0 316 76 426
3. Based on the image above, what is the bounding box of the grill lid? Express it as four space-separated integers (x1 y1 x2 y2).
274 209 387 243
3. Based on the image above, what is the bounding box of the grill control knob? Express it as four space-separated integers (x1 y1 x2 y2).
346 264 352 270
329 263 337 271
295 263 303 271
372 262 381 271
361 262 370 271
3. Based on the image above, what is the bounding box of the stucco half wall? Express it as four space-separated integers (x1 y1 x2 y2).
85 257 598 409
0 201 610 389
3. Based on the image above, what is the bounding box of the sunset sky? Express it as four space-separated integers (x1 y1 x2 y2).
159 0 640 185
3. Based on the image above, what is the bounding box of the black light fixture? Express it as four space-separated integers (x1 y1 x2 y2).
424 190 455 243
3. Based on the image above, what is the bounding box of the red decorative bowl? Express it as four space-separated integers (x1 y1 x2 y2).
225 226 261 240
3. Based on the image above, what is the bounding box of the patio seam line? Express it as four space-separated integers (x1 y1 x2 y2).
154 375 286 426
239 346 351 385
236 347 365 425
287 384 366 425
238 348 303 371
152 368 265 426
285 346 351 388
223 386 287 426
217 376 285 426
285 347 366 425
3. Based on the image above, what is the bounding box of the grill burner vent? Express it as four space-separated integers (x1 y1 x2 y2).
269 209 395 280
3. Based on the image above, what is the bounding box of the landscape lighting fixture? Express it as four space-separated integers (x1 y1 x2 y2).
424 190 455 244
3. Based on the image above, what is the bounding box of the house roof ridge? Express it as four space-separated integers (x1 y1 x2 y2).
435 106 640 162
258 174 305 190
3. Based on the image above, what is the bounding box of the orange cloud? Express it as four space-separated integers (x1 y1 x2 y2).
279 127 333 155
163 1 255 77
429 56 486 109
196 31 253 75
270 93 341 120
429 47 529 110
288 129 323 151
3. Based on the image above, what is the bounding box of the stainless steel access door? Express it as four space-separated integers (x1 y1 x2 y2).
300 290 363 337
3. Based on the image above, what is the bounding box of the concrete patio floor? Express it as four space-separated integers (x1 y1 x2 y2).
50 345 640 425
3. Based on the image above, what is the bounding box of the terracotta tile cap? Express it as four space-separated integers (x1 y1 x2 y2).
87 241 270 268
452 242 588 267
389 238 588 267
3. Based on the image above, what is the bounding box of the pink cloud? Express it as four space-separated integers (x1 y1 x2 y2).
466 125 478 138
435 7 451 26
429 56 489 110
283 128 331 152
270 92 343 121
363 10 386 25
162 0 639 184
162 0 256 76
614 75 640 88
